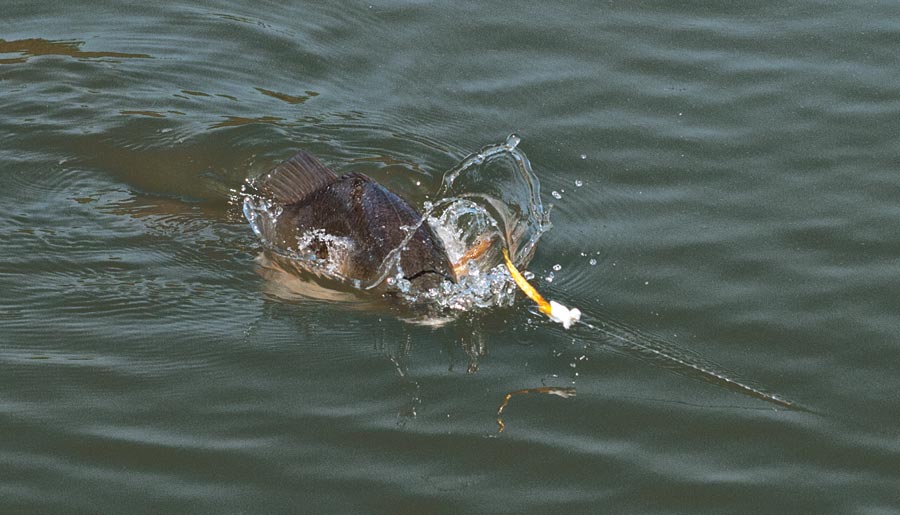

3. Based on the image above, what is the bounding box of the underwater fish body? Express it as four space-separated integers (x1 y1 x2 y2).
256 150 455 292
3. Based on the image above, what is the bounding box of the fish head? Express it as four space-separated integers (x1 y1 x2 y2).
395 218 456 295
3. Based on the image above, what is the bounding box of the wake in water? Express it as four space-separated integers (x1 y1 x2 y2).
576 314 800 410
501 243 800 411
237 135 798 410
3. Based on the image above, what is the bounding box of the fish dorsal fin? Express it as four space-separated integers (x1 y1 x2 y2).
259 150 339 205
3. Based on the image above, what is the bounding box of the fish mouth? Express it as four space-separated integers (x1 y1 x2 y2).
404 270 456 283
404 270 456 290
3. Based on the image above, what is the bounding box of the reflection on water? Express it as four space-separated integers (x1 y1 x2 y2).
209 115 288 129
119 110 168 118
0 38 151 64
254 87 319 105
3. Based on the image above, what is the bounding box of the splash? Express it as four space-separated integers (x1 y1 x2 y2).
437 134 550 267
238 135 551 311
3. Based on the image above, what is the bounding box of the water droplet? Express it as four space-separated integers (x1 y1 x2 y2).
416 180 421 186
580 154 587 160
523 271 535 280
552 264 562 271
574 180 583 187
505 133 521 148
545 272 555 283
589 258 597 266
551 190 562 200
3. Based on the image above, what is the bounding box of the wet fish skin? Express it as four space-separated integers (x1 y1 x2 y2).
259 151 455 292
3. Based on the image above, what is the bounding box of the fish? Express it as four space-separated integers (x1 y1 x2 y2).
253 150 456 294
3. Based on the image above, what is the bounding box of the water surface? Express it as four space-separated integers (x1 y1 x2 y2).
2 2 900 513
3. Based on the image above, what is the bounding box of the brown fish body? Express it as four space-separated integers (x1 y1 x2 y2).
258 151 454 292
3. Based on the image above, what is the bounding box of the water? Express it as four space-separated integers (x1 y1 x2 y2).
3 2 900 513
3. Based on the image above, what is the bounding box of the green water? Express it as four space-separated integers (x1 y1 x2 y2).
2 2 900 513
